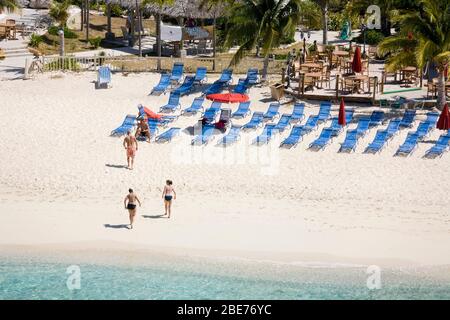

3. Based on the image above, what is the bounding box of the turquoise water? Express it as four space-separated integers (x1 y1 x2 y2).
1 256 449 299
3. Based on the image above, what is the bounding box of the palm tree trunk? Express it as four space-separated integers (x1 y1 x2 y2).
212 16 216 71
156 11 161 70
262 54 269 82
322 1 328 45
437 70 446 109
85 0 89 44
136 0 142 57
80 1 84 31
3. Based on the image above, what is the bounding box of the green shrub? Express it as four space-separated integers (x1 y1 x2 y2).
48 26 78 39
29 33 43 48
354 30 385 45
104 4 124 17
89 36 102 49
44 57 80 71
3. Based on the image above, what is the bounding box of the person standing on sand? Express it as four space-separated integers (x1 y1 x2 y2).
124 188 141 229
123 131 138 170
162 180 176 219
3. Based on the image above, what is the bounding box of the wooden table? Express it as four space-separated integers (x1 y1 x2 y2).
343 74 369 93
400 66 418 86
0 23 16 40
305 72 323 89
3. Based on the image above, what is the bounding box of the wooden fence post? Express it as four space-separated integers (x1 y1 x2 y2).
372 76 378 104
335 74 340 100
381 71 385 93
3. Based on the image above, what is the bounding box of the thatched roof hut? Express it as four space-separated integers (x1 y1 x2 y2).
111 0 227 19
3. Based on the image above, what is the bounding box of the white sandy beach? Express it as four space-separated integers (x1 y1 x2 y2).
0 72 449 268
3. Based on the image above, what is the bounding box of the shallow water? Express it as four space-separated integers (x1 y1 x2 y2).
0 254 449 300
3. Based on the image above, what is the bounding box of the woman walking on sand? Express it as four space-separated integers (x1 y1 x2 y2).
162 180 176 218
124 188 141 229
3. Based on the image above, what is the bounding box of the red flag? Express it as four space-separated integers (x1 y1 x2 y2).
437 103 450 130
352 46 362 73
338 97 346 126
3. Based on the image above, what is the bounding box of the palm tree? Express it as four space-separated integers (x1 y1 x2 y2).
224 0 302 81
378 0 449 108
142 0 174 69
49 0 71 27
0 0 17 11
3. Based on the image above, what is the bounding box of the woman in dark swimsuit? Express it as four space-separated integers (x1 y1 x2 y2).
124 188 141 229
162 180 176 218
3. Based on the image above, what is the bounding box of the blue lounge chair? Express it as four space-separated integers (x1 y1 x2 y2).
203 81 225 95
338 129 359 153
150 73 170 95
414 121 433 140
181 97 205 115
155 127 181 143
172 75 195 96
232 101 251 119
97 66 111 88
110 114 136 136
246 68 259 85
217 125 242 146
170 62 184 83
327 118 343 137
345 109 355 124
253 124 278 145
216 68 233 84
425 112 440 124
398 110 416 128
309 128 335 151
201 102 222 123
385 119 401 138
242 112 264 130
263 103 280 121
303 115 320 132
354 118 371 137
159 92 181 113
290 103 305 123
233 78 249 94
364 130 389 154
274 114 292 132
369 110 385 127
424 134 450 159
148 116 175 128
191 124 216 146
317 101 331 122
280 125 304 148
395 132 420 156
193 67 208 84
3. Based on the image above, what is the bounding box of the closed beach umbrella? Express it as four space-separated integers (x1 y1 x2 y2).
352 46 362 73
338 97 346 126
436 103 450 130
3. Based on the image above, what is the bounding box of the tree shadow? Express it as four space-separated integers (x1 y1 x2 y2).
104 224 129 229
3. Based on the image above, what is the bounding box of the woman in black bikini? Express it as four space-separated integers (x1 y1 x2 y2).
124 188 141 229
162 180 176 218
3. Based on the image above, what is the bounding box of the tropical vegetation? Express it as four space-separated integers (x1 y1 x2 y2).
378 0 449 108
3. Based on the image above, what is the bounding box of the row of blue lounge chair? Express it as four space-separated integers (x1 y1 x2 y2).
111 103 450 158
150 65 259 98
150 65 207 96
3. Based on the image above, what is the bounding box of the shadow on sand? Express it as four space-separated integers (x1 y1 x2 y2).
142 214 167 219
104 224 130 229
105 164 128 169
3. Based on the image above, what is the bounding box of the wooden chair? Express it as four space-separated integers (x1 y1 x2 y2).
320 66 332 88
342 77 356 93
368 76 379 94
